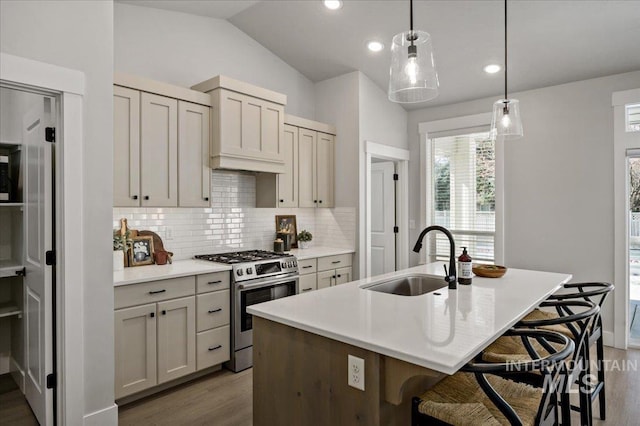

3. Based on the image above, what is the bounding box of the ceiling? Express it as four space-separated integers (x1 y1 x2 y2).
118 0 640 110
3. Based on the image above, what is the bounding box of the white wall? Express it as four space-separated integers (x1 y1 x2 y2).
359 73 408 150
1 0 115 423
114 2 316 118
408 70 640 337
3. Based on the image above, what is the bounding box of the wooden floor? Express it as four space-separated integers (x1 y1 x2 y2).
2 347 636 425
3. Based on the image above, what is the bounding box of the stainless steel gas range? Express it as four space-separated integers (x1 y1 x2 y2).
195 250 299 372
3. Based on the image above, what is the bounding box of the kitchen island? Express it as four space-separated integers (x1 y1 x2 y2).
248 262 571 425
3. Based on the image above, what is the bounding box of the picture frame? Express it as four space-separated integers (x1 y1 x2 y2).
275 215 298 248
129 235 155 266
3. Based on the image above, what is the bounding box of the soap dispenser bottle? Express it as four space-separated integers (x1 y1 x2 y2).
458 247 473 285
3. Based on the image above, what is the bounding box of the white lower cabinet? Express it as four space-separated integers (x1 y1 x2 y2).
299 273 317 293
303 253 353 290
115 273 230 400
114 303 157 399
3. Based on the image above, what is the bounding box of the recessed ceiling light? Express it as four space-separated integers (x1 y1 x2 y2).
484 64 502 74
323 0 343 11
367 41 384 52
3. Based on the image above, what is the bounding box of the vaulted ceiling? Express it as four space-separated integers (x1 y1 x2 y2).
117 0 640 110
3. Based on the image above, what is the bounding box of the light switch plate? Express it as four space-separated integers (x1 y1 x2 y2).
348 354 365 391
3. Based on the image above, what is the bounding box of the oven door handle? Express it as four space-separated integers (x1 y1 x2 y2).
237 277 298 291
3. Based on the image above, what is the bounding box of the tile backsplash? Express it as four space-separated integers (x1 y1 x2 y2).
113 171 355 260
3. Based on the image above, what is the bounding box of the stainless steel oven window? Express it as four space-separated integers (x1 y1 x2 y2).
239 279 297 332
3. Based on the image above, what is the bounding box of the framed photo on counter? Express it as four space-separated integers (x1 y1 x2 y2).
129 235 155 266
275 215 297 248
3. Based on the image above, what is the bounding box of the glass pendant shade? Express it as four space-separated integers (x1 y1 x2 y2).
388 30 439 103
490 99 523 140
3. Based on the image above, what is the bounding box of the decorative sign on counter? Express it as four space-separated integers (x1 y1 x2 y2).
129 236 154 266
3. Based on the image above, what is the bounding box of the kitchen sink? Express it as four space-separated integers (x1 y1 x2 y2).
364 275 447 296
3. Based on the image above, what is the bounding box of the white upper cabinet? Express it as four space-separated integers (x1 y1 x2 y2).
113 73 212 208
113 86 141 206
192 76 287 174
316 132 335 208
277 124 298 207
140 92 178 207
298 128 317 208
178 101 210 207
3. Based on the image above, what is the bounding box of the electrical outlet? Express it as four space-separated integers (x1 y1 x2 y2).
348 354 365 391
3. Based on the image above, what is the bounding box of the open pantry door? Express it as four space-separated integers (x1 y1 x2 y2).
22 96 54 426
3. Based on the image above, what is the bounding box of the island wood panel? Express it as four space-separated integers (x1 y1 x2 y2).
253 317 384 426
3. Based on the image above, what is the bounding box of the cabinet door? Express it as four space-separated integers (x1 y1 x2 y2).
277 124 298 207
114 303 157 399
335 266 353 286
178 101 210 207
260 99 285 163
298 128 317 208
140 93 178 207
113 86 140 207
157 296 196 384
317 270 334 290
316 132 335 208
299 273 317 293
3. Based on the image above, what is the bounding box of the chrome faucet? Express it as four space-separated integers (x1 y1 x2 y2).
413 225 457 290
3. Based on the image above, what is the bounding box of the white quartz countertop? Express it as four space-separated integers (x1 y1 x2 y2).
248 262 571 375
285 246 355 260
114 259 231 286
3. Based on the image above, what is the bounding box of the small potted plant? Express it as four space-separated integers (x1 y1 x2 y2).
113 230 132 270
297 230 312 249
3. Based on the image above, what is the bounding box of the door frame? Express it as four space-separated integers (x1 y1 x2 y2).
361 141 410 278
613 88 640 349
1 52 86 425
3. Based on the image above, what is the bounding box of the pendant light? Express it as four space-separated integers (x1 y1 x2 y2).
490 0 523 140
388 0 439 103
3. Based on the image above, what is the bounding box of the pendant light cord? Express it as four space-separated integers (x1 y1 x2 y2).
504 0 508 100
409 0 415 45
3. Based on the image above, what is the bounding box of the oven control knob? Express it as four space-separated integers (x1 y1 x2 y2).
289 261 293 268
281 262 286 268
236 269 243 276
293 261 297 267
246 267 253 275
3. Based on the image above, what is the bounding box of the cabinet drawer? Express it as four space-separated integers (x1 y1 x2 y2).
197 326 230 370
197 290 230 332
196 271 230 294
297 258 317 275
115 276 195 309
299 273 317 293
317 254 352 272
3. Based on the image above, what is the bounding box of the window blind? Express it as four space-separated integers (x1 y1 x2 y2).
627 104 640 132
430 131 495 263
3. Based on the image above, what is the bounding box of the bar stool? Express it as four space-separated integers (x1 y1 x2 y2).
523 282 613 421
483 300 599 426
412 329 574 426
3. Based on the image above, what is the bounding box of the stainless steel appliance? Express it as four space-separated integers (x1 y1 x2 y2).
195 250 298 372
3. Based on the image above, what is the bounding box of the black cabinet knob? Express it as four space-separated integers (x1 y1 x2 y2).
132 195 138 200
204 197 209 201
144 195 150 200
161 310 166 315
314 200 318 203
319 200 323 204
150 312 155 318
280 199 284 203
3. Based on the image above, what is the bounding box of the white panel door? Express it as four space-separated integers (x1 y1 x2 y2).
157 296 196 384
178 101 210 207
23 100 53 426
113 86 140 206
370 162 396 277
298 128 316 208
140 93 178 207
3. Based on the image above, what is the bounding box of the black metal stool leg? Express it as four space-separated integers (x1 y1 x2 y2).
596 333 606 420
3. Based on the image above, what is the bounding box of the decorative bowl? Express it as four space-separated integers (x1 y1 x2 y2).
472 264 507 278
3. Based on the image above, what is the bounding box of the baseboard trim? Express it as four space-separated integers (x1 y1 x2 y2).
9 357 25 393
83 403 118 426
603 330 615 347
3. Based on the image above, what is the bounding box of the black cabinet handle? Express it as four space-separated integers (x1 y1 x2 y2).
331 261 341 264
208 345 222 351
132 195 138 200
333 276 336 279
337 275 342 278
208 308 222 314
161 310 166 315
279 199 284 203
319 200 323 204
150 312 155 318
314 200 317 203
302 265 313 269
204 197 209 201
144 195 150 200
149 289 166 295
208 280 222 285
302 288 312 292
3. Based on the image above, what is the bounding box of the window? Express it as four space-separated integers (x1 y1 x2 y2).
430 131 496 263
627 103 640 132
